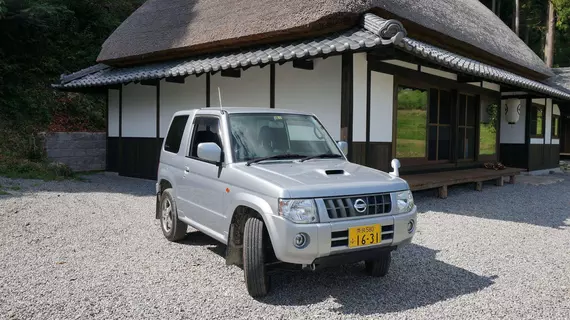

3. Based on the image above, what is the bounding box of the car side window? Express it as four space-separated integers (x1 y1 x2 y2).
164 115 189 154
188 117 223 158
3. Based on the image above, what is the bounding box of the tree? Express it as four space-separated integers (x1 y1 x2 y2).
515 0 521 36
545 1 555 67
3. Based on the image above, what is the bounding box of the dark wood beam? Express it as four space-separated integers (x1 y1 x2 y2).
165 76 186 84
140 79 159 86
368 60 501 98
292 60 314 70
221 69 241 78
367 47 396 61
457 75 483 83
500 94 547 100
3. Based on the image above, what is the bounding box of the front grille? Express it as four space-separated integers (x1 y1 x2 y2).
330 225 394 248
322 194 392 219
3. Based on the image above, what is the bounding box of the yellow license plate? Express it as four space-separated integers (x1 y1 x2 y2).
348 224 381 248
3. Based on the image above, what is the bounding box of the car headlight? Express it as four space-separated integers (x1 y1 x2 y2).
396 190 414 213
278 199 319 224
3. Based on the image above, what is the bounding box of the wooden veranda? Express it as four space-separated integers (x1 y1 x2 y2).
402 167 523 199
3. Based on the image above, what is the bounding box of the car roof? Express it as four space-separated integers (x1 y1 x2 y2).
173 107 314 117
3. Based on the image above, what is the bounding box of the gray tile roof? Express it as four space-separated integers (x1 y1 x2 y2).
397 38 570 100
56 28 385 89
56 13 570 100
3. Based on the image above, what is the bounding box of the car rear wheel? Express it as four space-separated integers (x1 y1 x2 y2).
365 251 392 277
243 217 270 297
160 188 187 242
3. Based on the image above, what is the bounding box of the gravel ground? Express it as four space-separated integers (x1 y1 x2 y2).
1 173 569 320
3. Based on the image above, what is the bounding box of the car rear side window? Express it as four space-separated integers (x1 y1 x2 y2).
164 115 189 154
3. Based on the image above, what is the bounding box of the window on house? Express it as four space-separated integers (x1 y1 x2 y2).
479 101 498 156
457 94 477 160
530 104 545 138
428 89 452 161
164 115 189 154
396 86 428 158
552 115 560 139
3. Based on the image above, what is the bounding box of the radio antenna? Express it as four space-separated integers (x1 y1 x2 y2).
218 87 224 113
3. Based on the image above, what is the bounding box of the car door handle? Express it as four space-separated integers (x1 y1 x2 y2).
184 167 190 174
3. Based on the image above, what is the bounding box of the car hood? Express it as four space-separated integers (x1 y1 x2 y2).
234 159 409 198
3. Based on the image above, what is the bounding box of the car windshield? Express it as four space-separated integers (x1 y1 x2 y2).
228 113 343 163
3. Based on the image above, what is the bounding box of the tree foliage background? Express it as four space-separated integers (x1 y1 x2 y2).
479 0 570 66
0 0 143 135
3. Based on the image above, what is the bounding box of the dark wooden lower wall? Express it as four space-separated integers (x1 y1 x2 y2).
351 142 367 166
107 137 120 172
528 144 560 171
350 142 392 172
500 143 528 169
107 137 163 180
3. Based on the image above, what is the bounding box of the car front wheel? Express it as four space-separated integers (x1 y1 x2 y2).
365 251 392 277
243 217 270 297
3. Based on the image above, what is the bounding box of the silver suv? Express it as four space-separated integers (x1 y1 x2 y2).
156 108 417 297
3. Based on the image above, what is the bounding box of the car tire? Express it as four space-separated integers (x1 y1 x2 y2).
160 188 187 242
243 217 270 297
365 252 392 277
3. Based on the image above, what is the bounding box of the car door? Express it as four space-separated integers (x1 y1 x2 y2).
180 116 227 239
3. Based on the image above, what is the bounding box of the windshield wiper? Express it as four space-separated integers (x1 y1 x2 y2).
246 154 306 166
299 153 344 162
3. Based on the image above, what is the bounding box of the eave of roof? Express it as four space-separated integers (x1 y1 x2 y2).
55 14 570 101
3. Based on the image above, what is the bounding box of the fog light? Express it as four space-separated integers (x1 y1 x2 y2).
407 219 415 234
294 233 309 249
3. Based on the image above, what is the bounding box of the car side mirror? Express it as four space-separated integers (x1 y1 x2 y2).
390 158 401 177
337 141 349 155
197 142 222 164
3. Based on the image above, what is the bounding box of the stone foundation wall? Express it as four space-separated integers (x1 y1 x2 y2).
43 132 106 172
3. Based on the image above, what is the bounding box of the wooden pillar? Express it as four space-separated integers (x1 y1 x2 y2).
118 85 123 176
438 185 448 199
341 53 354 159
270 64 276 109
206 73 211 108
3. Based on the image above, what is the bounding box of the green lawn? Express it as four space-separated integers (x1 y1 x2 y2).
479 123 497 155
396 110 426 158
395 109 498 158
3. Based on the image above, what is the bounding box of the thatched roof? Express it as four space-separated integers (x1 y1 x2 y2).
97 0 552 78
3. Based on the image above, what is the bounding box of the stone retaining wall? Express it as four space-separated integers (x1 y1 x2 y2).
43 132 106 172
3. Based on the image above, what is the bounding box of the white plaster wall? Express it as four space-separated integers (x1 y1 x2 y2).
500 99 526 144
275 56 342 140
353 53 368 142
532 98 546 106
108 89 120 137
384 59 417 70
370 71 394 142
482 81 501 92
545 98 552 144
420 66 457 80
160 77 206 137
121 83 157 138
210 66 270 108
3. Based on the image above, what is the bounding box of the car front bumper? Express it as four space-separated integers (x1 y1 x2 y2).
265 206 417 265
